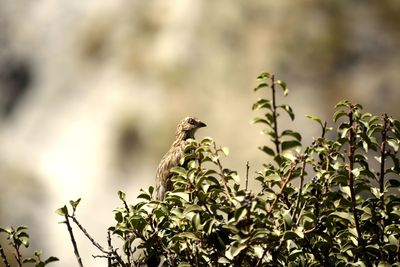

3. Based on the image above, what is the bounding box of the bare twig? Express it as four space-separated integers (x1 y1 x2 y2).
323 151 330 195
0 243 11 267
379 114 389 243
93 254 112 259
271 74 281 157
70 216 126 267
347 109 367 263
379 114 388 199
71 216 107 253
63 215 84 267
120 200 132 264
213 143 234 202
303 236 325 266
321 121 328 138
293 158 307 222
9 227 23 267
107 231 112 267
255 245 268 267
266 161 298 216
245 161 250 191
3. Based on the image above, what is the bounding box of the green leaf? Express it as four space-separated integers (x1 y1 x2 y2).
222 147 230 156
330 211 354 224
252 99 272 110
23 258 36 264
19 232 30 247
218 257 231 264
200 136 214 144
351 168 360 177
387 138 399 152
281 130 302 141
257 72 272 80
254 82 269 91
234 206 247 221
137 190 151 201
148 186 154 196
288 249 304 261
44 256 59 264
370 187 382 199
333 110 348 122
69 198 81 211
335 100 351 109
226 242 247 259
283 231 302 240
275 80 289 96
259 146 275 156
114 211 123 223
0 227 11 234
55 205 68 217
169 192 190 202
386 179 400 188
306 114 323 126
171 166 187 177
118 191 126 201
280 104 295 120
192 213 201 230
16 225 28 233
281 140 301 151
183 205 203 215
251 117 270 125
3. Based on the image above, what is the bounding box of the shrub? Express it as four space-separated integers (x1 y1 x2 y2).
60 72 400 266
2 72 400 266
0 225 59 267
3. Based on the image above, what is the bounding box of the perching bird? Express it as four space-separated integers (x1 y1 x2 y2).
156 117 206 200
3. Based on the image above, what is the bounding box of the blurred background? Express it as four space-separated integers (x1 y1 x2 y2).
0 0 399 266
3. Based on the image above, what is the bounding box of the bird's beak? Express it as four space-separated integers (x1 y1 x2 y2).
198 121 207 128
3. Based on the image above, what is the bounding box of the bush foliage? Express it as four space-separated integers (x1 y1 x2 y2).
0 226 59 267
2 72 400 266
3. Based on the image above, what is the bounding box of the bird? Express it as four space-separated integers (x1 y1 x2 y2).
156 117 206 200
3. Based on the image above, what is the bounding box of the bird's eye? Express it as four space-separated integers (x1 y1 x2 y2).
188 118 195 125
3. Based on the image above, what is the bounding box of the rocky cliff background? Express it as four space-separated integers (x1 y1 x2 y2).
0 1 399 266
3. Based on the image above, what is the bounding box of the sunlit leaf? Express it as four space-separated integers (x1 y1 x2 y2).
275 80 289 96
281 140 301 151
55 205 68 217
280 104 295 120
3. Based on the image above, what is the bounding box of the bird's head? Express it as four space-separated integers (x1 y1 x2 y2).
176 117 207 140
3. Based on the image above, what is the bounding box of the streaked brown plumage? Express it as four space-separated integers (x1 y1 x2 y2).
156 117 206 200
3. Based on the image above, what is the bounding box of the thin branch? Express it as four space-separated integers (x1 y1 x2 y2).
321 121 328 138
107 231 112 267
379 114 389 244
93 254 112 259
71 216 107 253
0 243 11 267
9 227 23 267
121 200 132 264
255 245 268 267
266 161 298 216
304 236 325 266
63 215 84 267
379 114 388 198
293 158 307 222
271 74 281 157
70 216 126 267
245 161 250 191
323 151 331 195
347 109 365 253
213 143 233 202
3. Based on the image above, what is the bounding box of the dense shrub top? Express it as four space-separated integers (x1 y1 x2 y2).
2 72 400 267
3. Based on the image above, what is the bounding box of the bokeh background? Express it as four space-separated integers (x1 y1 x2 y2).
0 1 399 266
